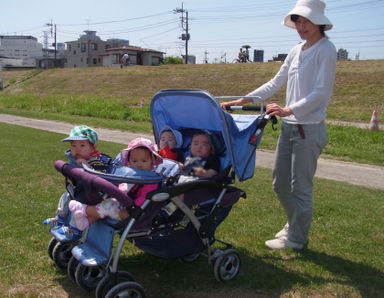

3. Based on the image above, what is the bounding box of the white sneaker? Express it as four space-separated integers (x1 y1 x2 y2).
265 237 305 250
275 223 289 238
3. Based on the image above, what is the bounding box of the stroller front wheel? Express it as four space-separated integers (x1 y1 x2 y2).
75 263 106 291
105 281 146 298
213 249 241 282
96 270 136 298
48 237 58 260
67 256 79 283
52 241 76 269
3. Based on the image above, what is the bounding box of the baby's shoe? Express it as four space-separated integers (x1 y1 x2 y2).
57 225 82 241
43 214 65 226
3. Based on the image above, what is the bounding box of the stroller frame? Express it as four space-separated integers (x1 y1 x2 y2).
46 89 276 297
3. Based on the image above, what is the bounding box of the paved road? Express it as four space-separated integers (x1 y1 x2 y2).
1 113 383 190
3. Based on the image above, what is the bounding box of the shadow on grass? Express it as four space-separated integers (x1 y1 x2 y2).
258 248 384 297
50 246 384 297
298 249 384 297
53 266 95 298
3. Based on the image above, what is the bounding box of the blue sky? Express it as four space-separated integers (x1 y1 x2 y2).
1 0 383 63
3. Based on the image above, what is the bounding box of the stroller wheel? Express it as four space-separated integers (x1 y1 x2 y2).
75 264 107 291
48 237 58 260
105 281 145 298
178 253 201 263
67 256 79 283
52 241 76 269
96 270 135 298
213 249 241 282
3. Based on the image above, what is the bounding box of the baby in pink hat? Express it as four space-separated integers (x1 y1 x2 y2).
65 138 161 235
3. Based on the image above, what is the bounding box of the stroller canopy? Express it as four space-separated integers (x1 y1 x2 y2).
150 89 264 181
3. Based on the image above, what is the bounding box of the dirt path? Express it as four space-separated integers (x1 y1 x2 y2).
1 113 383 190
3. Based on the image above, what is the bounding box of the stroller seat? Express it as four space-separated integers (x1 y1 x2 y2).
72 220 116 266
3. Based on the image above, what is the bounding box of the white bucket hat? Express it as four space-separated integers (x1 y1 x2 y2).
283 0 333 31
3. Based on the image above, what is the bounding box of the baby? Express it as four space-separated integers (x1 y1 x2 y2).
158 126 183 162
63 125 111 171
66 138 161 235
43 125 112 228
160 130 221 217
178 130 220 183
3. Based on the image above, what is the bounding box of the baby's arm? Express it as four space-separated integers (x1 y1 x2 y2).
193 167 218 178
76 158 90 167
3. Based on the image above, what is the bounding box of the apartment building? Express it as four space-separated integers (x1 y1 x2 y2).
64 31 117 68
0 35 43 67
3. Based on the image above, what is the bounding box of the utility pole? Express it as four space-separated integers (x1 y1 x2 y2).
221 52 227 63
43 31 49 57
45 20 57 67
204 50 209 64
174 3 190 64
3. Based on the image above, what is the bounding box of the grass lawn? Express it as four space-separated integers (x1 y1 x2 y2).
1 123 383 297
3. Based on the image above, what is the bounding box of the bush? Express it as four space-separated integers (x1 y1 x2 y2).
162 56 184 64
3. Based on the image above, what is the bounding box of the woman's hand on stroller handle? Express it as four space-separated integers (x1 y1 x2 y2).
266 103 293 118
218 96 260 112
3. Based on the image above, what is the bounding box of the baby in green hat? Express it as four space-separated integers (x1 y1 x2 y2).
43 125 112 232
61 125 109 170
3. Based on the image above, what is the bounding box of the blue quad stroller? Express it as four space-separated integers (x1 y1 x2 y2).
46 89 277 297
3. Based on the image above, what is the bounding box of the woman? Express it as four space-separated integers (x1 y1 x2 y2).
221 0 336 250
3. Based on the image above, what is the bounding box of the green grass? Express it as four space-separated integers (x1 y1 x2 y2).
1 123 383 297
1 61 384 166
1 60 383 123
1 99 383 166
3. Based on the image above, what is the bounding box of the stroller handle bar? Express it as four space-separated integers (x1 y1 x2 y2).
216 96 277 126
215 95 263 102
54 160 134 207
224 105 266 112
216 95 265 113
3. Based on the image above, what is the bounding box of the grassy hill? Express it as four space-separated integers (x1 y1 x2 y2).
1 60 383 122
0 63 383 297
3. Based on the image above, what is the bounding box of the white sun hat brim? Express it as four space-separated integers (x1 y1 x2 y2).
283 0 333 31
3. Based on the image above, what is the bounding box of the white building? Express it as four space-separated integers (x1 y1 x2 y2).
102 46 164 67
0 35 43 67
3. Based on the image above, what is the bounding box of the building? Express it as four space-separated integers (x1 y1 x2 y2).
0 57 23 71
0 35 43 67
64 31 119 68
337 48 348 60
102 46 164 67
253 50 264 62
65 31 163 67
107 38 129 47
36 42 67 69
181 54 196 64
270 53 288 62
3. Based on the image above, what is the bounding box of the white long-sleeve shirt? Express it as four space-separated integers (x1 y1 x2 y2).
249 37 337 124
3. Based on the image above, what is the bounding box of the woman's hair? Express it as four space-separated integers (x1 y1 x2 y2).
290 14 326 37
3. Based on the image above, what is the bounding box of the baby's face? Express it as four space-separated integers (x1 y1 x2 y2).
70 140 95 160
128 148 153 171
190 134 212 158
160 131 177 149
